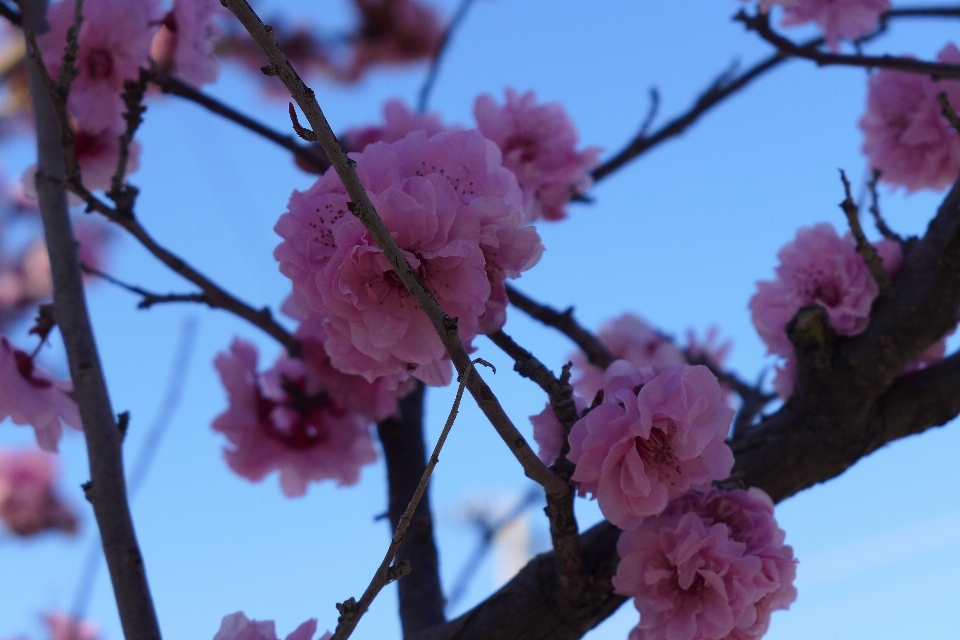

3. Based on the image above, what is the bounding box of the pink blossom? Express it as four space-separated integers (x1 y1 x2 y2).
474 89 601 222
345 0 443 81
275 128 542 386
213 612 318 640
860 43 960 193
614 488 796 640
22 123 141 198
749 223 884 357
211 338 378 497
342 99 445 152
567 362 735 530
684 327 732 372
780 0 890 50
0 447 77 536
43 613 100 640
150 0 222 87
529 395 586 466
0 335 82 452
570 314 686 404
39 0 161 130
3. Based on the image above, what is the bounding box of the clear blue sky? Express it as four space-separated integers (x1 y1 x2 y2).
2 1 958 638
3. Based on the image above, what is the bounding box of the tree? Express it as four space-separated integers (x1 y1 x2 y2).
1 1 959 639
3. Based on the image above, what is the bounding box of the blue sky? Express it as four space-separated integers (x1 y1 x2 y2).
1 1 959 638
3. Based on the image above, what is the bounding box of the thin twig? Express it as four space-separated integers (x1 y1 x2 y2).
505 284 614 369
108 69 149 208
149 70 331 173
332 359 492 640
867 169 903 241
222 0 566 497
737 10 960 79
417 0 476 113
839 169 891 291
21 0 162 637
938 91 960 130
81 262 209 309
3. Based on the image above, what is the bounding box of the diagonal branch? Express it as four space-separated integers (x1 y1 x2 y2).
375 382 446 636
221 0 566 498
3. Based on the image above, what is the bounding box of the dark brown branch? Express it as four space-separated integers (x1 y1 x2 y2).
486 330 586 597
81 262 208 309
21 1 161 638
149 70 331 173
222 0 566 500
839 169 891 291
335 361 487 640
375 383 446 636
417 0 476 113
108 69 149 207
592 45 796 183
505 285 614 369
867 170 903 241
737 10 960 79
411 175 960 640
938 91 960 130
879 5 960 26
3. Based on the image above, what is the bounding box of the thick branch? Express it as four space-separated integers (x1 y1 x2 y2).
375 383 446 636
409 177 960 639
222 0 566 498
21 1 161 639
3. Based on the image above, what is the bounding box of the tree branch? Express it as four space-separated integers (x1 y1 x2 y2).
409 176 960 639
375 382 446 636
417 0 476 113
149 69 331 173
21 1 161 638
737 9 960 79
81 262 209 309
221 0 567 499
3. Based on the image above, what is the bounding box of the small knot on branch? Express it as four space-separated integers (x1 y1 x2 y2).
80 481 92 502
386 560 411 583
288 103 317 141
335 597 359 623
117 411 130 440
787 304 833 353
260 64 277 76
346 200 366 220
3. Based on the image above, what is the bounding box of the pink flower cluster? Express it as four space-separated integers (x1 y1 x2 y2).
567 361 735 530
212 331 401 497
275 128 542 387
0 335 82 452
0 447 77 536
474 89 601 222
860 43 960 193
34 0 220 192
614 488 797 640
213 612 326 640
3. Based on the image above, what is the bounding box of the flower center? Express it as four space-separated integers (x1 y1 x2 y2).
14 350 52 389
256 378 343 451
635 424 677 470
84 48 114 80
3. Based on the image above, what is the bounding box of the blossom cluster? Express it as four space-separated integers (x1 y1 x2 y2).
32 0 223 192
0 447 77 536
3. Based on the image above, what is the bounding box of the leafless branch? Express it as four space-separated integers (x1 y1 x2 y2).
839 169 891 291
81 262 209 309
221 0 566 499
21 0 161 637
417 0 477 113
333 360 490 640
867 169 903 241
737 9 960 79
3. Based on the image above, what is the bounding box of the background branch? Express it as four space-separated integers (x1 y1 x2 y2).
417 0 476 113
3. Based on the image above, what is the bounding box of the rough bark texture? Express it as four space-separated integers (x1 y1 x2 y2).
377 382 447 636
408 178 960 640
20 1 162 638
